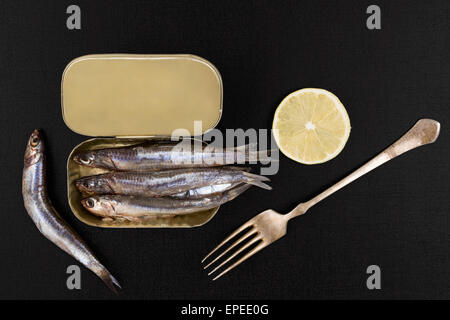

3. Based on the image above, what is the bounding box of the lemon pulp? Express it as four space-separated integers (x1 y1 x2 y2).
272 88 351 164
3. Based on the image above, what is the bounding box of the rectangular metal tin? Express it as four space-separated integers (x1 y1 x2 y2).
63 54 223 228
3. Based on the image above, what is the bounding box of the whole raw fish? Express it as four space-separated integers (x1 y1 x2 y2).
73 140 271 171
75 167 270 197
81 184 251 221
22 130 121 293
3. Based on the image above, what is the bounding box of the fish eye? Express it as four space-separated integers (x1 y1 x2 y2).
30 136 39 147
85 198 95 208
83 181 89 188
80 155 91 164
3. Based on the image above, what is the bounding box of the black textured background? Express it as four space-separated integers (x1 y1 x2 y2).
0 0 449 299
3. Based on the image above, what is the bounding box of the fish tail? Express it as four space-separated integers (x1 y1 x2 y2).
95 266 121 294
233 143 273 163
221 184 252 202
242 172 272 190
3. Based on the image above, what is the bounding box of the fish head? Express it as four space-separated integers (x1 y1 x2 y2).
73 150 116 169
24 129 44 167
81 196 117 218
73 151 97 167
75 176 113 195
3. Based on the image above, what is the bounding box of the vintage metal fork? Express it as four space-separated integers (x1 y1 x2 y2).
202 119 440 280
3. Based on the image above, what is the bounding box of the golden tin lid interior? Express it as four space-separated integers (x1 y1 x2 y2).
62 54 223 137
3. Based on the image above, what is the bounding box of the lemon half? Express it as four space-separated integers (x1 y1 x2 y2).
272 88 351 164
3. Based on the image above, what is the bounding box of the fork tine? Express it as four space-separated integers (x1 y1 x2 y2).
207 236 261 276
211 241 267 281
203 229 258 270
201 221 254 263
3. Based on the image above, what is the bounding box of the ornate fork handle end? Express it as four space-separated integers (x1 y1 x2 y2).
389 119 440 158
416 119 440 145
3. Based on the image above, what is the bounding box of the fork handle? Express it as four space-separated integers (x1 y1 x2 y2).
287 119 440 219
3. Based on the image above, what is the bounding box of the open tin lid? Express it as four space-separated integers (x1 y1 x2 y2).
61 54 223 137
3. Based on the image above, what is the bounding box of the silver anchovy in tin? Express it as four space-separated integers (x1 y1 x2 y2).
73 140 272 171
22 130 121 293
81 184 251 221
75 166 271 197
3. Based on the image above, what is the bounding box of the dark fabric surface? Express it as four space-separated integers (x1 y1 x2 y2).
0 0 449 299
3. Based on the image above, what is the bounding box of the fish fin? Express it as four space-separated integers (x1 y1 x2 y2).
139 137 207 148
242 172 272 190
96 267 121 294
243 171 271 182
246 180 272 190
221 184 252 202
226 166 252 172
